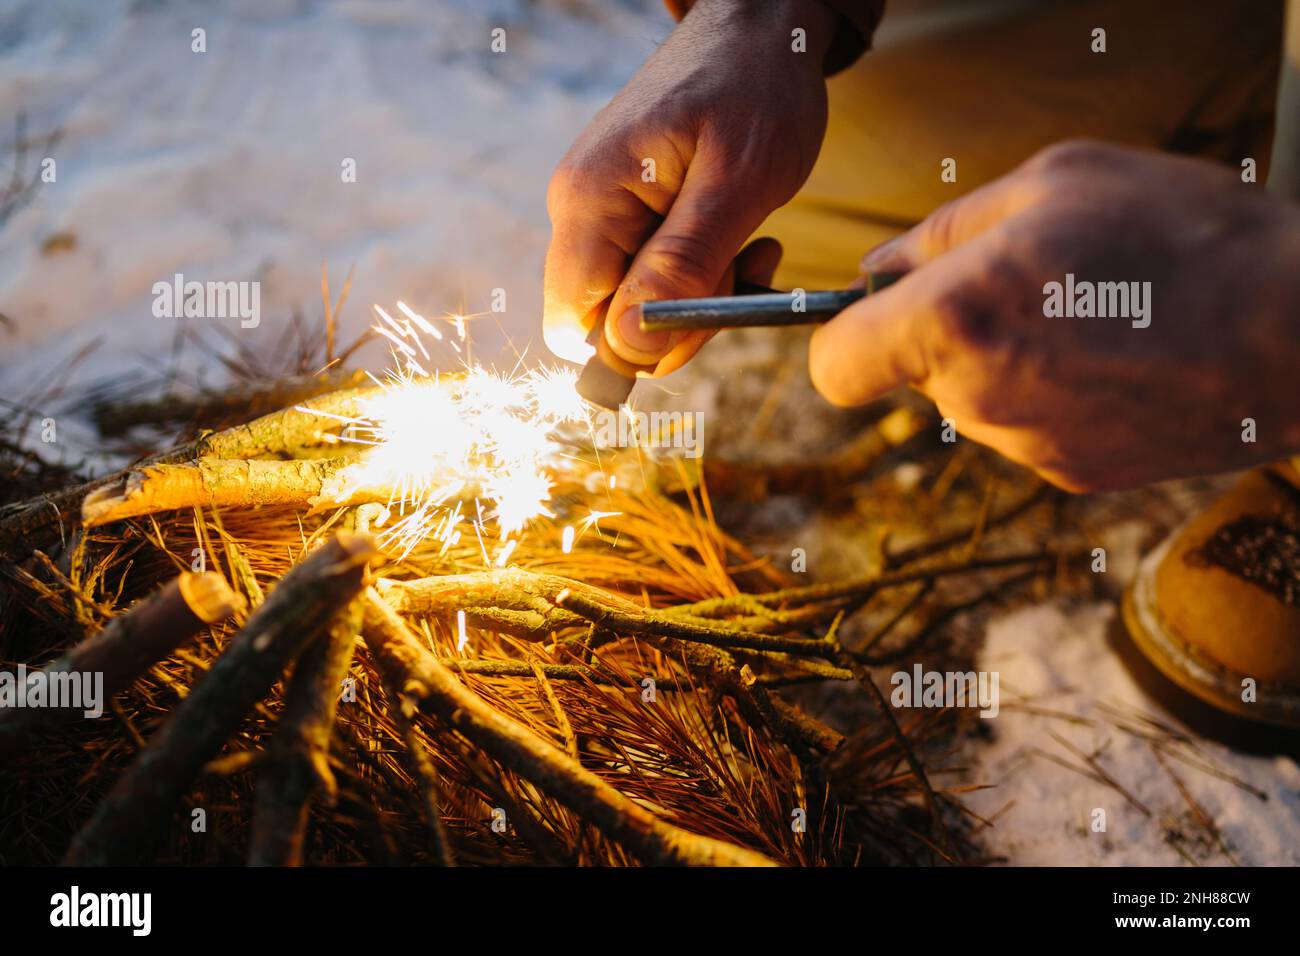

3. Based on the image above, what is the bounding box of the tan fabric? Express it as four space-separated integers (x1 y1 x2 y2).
756 0 1284 290
1268 0 1300 198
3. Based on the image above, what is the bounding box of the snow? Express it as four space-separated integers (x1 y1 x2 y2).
969 600 1300 865
2 0 1295 866
0 0 668 400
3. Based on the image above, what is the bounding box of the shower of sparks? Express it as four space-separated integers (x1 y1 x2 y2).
312 301 610 560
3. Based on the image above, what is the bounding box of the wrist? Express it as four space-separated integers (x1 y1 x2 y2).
687 0 838 67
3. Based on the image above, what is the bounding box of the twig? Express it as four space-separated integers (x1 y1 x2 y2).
674 550 1056 615
377 672 455 866
556 589 836 659
855 566 1043 665
378 569 591 635
845 659 956 861
671 640 844 756
1 386 379 555
64 533 375 865
0 572 242 756
360 588 776 866
675 406 928 502
249 596 363 866
884 484 1051 567
429 657 700 691
385 570 837 656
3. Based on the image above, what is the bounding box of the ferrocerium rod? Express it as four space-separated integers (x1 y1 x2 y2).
639 273 902 333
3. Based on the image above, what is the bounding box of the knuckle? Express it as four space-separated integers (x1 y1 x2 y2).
546 160 592 216
637 232 723 295
919 199 963 258
1027 138 1114 175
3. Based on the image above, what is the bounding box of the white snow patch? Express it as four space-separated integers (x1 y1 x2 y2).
967 601 1300 865
0 0 668 397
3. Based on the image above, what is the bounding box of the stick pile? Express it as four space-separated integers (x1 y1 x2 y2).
0 372 1071 866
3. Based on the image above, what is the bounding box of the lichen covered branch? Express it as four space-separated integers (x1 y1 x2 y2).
360 588 776 867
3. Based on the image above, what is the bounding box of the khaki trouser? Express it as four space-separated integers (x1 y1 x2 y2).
764 0 1284 291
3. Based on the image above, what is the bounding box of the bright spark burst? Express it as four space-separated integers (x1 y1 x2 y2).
324 303 591 558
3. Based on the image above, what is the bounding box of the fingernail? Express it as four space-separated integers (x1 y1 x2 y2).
611 304 673 362
861 237 902 271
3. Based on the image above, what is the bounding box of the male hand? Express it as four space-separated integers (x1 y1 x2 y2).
543 0 835 377
811 141 1300 491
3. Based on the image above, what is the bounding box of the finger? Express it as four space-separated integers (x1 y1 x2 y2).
642 255 737 380
811 232 1008 406
651 238 784 377
816 230 1017 406
734 235 783 288
860 163 1043 274
809 277 927 406
542 172 657 364
649 237 783 377
604 164 768 366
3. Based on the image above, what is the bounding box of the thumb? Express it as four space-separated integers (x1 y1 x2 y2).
809 269 930 407
861 163 1040 273
652 237 784 378
604 169 764 365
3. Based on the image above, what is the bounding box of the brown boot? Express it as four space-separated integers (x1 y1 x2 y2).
1124 461 1300 728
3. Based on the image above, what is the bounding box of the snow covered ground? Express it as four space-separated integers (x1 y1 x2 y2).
0 0 666 399
2 0 1296 865
971 598 1300 865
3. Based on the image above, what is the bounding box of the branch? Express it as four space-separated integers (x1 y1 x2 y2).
249 596 363 866
377 569 593 637
434 657 700 691
676 550 1057 614
64 533 375 865
0 572 242 756
360 588 776 866
81 457 351 527
670 640 844 756
829 645 957 862
556 589 837 659
384 683 456 866
2 385 377 555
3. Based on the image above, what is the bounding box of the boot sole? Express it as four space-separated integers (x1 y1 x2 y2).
1123 528 1300 729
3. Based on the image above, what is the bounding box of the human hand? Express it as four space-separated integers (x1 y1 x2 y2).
543 0 836 377
810 141 1300 491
